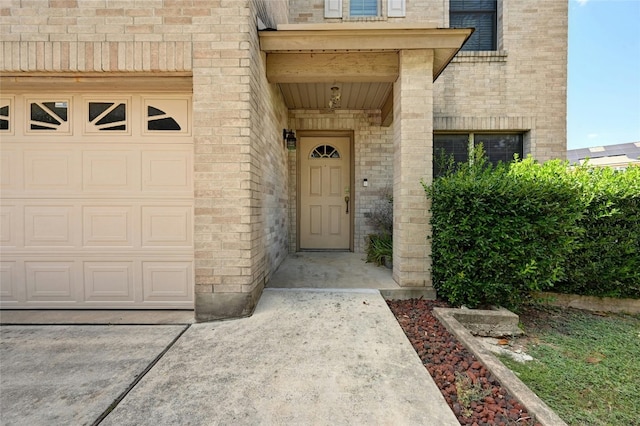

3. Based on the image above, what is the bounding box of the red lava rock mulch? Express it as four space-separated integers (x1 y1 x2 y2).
387 298 540 426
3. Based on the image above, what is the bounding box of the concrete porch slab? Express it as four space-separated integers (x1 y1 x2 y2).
267 252 401 290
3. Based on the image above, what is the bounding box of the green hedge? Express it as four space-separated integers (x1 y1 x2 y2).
559 165 640 298
423 150 640 310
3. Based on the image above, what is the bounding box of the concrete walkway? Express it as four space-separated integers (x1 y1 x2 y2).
1 254 457 425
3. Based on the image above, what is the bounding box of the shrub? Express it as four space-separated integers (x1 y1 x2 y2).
557 165 640 298
423 148 584 310
425 147 640 308
365 233 393 266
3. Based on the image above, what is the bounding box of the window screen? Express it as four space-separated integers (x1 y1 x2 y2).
450 0 497 51
433 133 524 178
350 0 378 16
474 134 523 164
434 134 470 177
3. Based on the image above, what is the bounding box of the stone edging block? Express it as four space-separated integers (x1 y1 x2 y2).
535 292 640 315
433 307 568 426
443 307 524 337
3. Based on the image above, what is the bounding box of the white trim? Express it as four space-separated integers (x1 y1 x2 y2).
325 0 343 18
387 0 405 17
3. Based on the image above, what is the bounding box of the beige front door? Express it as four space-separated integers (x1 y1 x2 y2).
300 136 351 250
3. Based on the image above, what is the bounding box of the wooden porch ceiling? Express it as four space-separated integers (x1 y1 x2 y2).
259 24 472 126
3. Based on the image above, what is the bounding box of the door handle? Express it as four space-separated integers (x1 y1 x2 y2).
344 196 350 214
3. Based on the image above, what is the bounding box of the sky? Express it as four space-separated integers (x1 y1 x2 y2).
568 0 640 149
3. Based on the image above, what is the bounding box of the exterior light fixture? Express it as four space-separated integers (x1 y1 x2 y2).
329 86 341 110
283 129 297 150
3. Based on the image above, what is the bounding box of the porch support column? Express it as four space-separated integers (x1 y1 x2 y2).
392 49 434 290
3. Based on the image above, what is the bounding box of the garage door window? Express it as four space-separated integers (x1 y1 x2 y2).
88 101 128 132
0 97 11 132
27 99 71 134
147 106 181 131
143 98 191 135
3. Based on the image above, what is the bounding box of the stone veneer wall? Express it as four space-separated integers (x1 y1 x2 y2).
288 110 394 254
1 0 291 320
434 0 568 161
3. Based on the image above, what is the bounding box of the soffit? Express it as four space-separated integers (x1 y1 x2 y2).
259 24 472 115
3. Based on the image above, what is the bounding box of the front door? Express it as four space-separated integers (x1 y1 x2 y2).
299 136 351 250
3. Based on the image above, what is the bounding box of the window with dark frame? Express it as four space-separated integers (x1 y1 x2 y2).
434 134 469 178
434 133 523 178
476 134 523 164
449 0 497 51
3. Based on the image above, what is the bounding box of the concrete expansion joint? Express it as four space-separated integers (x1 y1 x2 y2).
91 324 192 426
265 287 381 294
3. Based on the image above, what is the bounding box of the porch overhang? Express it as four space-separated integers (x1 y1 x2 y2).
259 24 472 125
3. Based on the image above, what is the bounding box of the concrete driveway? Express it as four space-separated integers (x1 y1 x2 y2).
0 324 188 425
1 289 458 425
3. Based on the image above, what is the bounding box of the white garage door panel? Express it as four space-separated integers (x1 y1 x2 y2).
0 148 20 190
84 261 135 301
24 205 77 247
142 206 193 247
142 150 192 191
0 205 19 247
24 149 79 190
0 262 18 300
83 206 134 247
0 93 194 309
143 261 192 301
83 150 137 190
25 261 76 301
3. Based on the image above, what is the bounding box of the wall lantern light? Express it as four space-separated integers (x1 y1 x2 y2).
283 129 297 150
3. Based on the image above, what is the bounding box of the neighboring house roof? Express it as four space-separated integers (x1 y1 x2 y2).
567 142 640 168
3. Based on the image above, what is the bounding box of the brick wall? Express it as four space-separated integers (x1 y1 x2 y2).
434 0 568 161
0 0 203 71
289 0 444 25
393 49 434 287
247 0 289 290
193 0 289 319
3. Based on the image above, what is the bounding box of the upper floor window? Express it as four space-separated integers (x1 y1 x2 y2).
324 0 404 19
450 0 497 51
350 0 378 17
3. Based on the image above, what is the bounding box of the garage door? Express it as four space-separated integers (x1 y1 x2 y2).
0 93 194 309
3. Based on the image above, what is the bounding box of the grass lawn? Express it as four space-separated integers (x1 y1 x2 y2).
499 306 640 426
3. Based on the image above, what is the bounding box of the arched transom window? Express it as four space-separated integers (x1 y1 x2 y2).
310 144 341 159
